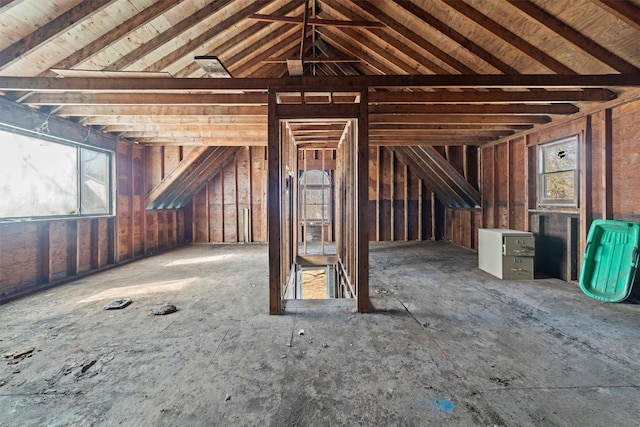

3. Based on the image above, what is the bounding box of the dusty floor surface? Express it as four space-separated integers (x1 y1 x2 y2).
1 241 639 426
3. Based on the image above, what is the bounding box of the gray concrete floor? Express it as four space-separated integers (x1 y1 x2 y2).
1 241 639 426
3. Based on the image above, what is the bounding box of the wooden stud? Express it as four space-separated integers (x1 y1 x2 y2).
268 89 282 315
579 118 593 270
417 179 423 241
601 109 613 219
524 135 531 231
506 139 511 229
67 221 78 276
39 222 51 284
404 163 409 241
390 149 395 241
376 146 381 242
492 145 499 228
357 90 370 312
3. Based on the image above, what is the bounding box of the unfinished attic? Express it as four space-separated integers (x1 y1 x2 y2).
0 0 640 425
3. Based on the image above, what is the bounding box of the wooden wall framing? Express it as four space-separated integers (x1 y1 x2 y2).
267 89 370 314
476 98 640 282
0 101 184 301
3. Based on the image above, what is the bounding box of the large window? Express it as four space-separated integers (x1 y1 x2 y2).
0 128 113 219
299 169 331 224
538 135 578 207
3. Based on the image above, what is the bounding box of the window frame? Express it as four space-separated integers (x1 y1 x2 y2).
0 125 115 221
537 134 579 208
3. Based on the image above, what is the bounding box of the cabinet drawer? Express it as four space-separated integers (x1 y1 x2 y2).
502 256 534 279
503 236 535 257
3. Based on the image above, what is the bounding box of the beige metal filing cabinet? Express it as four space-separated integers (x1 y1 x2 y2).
478 229 535 279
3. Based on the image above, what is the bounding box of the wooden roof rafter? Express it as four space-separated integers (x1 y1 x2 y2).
101 0 238 72
142 0 292 75
319 1 452 75
440 0 577 75
393 0 519 74
0 0 117 73
590 0 640 32
336 0 476 74
175 1 303 78
506 0 640 74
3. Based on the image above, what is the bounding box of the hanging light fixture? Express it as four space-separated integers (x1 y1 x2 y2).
194 55 231 78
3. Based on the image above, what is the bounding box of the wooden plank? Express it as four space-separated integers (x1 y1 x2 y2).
48 0 180 72
249 14 384 27
39 223 50 284
524 136 530 231
368 89 616 103
158 147 238 209
369 104 578 115
67 221 78 276
0 98 117 151
77 220 92 274
404 163 409 241
506 140 511 229
145 146 210 207
144 0 277 73
492 145 499 228
268 89 282 314
0 0 116 72
357 89 370 312
390 149 395 241
396 0 519 73
371 114 550 125
60 106 267 116
26 93 269 105
105 0 236 71
376 146 381 241
441 0 576 74
591 0 640 32
0 0 26 14
347 0 475 73
580 117 593 270
418 179 423 241
276 103 360 119
507 0 639 73
2 74 638 92
601 108 613 219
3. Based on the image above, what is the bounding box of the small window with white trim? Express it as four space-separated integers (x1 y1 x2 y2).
538 135 579 207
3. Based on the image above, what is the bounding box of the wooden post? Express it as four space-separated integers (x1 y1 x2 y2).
390 149 395 241
357 89 370 312
417 179 423 241
523 135 530 231
268 89 282 315
601 109 613 219
404 163 409 241
492 145 499 228
506 139 511 229
566 216 578 281
376 146 381 242
39 222 50 284
579 117 593 269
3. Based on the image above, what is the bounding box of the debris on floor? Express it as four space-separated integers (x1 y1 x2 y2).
298 329 305 335
4 347 35 359
4 347 35 364
147 303 178 316
103 298 132 310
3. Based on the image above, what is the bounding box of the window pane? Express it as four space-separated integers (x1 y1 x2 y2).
81 148 110 214
0 130 77 217
542 139 577 172
543 171 575 200
302 169 330 186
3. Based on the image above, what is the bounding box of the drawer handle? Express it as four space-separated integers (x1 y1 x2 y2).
511 268 527 272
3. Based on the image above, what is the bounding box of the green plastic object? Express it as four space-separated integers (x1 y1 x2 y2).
579 219 640 302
